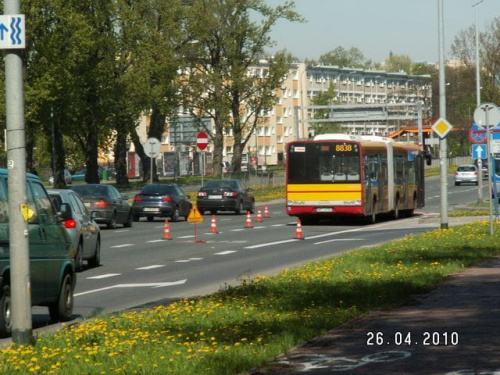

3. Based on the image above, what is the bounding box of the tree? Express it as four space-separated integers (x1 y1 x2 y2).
317 46 370 69
182 0 302 175
309 83 342 136
384 53 412 73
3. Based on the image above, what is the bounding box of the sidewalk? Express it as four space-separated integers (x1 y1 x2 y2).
247 216 500 375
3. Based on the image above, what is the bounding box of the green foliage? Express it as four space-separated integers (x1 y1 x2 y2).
317 46 370 69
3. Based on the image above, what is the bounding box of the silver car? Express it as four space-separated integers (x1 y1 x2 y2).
454 164 479 186
48 189 101 271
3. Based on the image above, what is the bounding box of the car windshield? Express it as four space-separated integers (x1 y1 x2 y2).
141 185 176 195
205 180 238 189
72 185 110 197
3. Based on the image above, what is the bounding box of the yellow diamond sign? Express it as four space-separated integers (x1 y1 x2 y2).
431 117 453 138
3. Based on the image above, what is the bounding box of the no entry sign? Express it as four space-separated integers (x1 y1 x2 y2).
196 131 208 150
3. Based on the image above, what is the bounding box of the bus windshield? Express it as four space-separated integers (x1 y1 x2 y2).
288 142 361 183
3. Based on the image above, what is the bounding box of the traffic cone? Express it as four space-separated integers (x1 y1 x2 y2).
264 204 270 218
256 207 263 222
245 211 254 229
162 219 172 240
210 215 219 233
294 219 304 240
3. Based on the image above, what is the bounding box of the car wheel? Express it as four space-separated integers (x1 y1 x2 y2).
132 214 140 222
49 273 74 323
124 212 133 228
171 207 180 222
0 283 12 338
107 212 117 229
75 242 84 272
88 238 100 268
235 201 244 215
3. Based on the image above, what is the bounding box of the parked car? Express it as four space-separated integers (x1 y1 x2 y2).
70 184 133 229
454 164 479 186
49 169 73 185
196 179 255 215
131 184 192 222
48 189 101 272
0 169 76 337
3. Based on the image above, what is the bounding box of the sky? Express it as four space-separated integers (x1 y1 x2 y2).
266 0 499 64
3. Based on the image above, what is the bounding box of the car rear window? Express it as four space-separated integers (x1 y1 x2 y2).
205 180 236 189
457 166 476 172
141 185 176 195
72 185 110 197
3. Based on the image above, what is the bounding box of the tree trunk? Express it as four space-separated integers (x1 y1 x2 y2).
114 128 129 186
85 120 100 184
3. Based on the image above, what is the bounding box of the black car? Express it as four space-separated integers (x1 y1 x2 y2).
71 184 133 229
131 184 192 222
196 179 255 215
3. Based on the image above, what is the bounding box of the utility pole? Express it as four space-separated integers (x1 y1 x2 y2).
438 0 449 229
3 1 33 344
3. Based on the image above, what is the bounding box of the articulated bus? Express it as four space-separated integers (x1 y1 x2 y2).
285 134 426 224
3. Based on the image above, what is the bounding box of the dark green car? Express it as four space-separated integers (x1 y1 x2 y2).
0 169 76 337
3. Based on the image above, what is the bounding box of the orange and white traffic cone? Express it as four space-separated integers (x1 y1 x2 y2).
264 204 270 218
210 215 219 233
294 219 304 240
256 207 263 222
162 219 172 240
245 211 254 229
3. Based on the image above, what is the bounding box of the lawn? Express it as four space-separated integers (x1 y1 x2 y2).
1 220 499 374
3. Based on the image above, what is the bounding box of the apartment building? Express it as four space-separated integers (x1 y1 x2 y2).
133 62 432 174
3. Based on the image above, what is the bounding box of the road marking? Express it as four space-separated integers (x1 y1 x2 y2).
245 239 297 249
175 258 203 263
136 265 165 270
75 279 187 297
146 239 165 243
314 238 364 245
114 229 131 233
230 229 245 232
111 244 135 248
86 273 121 280
271 224 286 227
214 250 237 255
178 235 194 239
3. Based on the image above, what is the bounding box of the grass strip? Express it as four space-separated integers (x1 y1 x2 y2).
1 220 499 374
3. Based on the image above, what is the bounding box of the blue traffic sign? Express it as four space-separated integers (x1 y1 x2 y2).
0 15 25 49
472 144 487 160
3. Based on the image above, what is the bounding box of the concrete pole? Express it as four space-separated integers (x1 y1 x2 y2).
438 0 449 229
475 0 484 204
4 0 33 344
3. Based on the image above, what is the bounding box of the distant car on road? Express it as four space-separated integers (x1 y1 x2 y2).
71 167 103 182
48 189 101 271
196 179 255 215
131 184 192 222
454 164 479 186
71 184 133 229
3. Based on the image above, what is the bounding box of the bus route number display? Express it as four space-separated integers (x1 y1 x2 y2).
333 143 358 153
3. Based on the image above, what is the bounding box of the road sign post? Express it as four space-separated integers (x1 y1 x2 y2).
144 137 160 185
196 131 209 187
474 103 500 235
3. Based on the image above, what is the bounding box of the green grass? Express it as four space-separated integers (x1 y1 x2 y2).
2 220 500 374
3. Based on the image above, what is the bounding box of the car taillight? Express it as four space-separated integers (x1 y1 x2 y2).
197 192 207 197
224 192 237 197
134 195 142 201
94 200 108 209
64 219 77 229
162 196 173 202
454 172 458 176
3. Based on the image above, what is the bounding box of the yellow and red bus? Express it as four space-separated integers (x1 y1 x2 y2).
286 134 425 224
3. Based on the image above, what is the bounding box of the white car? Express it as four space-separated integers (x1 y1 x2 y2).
454 164 479 186
49 169 73 185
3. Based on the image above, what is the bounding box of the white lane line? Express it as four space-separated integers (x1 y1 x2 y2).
214 251 237 255
86 273 121 280
75 280 187 297
245 220 415 249
271 224 286 227
178 235 195 239
111 244 135 248
175 258 203 263
314 238 364 245
230 229 246 232
114 229 131 233
147 239 165 243
136 265 165 270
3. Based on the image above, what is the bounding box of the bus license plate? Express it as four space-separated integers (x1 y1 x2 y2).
316 208 333 213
